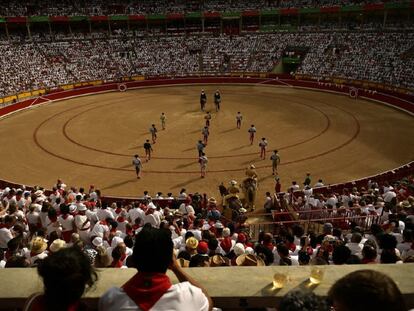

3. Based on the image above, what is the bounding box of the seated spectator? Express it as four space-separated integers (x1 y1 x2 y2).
345 233 363 258
380 249 403 264
5 255 29 268
361 245 378 264
328 270 406 311
279 288 329 311
94 245 111 268
332 244 351 265
99 227 212 310
277 243 299 266
24 246 97 311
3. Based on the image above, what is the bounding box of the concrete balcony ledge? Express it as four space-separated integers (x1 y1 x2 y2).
1 264 414 310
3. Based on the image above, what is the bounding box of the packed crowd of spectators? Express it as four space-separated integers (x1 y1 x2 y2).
0 31 413 98
0 173 413 271
297 32 414 90
0 0 397 16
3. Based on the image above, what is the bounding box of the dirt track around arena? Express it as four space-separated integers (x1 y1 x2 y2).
0 84 413 204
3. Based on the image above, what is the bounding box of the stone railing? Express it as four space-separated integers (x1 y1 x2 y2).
1 264 413 310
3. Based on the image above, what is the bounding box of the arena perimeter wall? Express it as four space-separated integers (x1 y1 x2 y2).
0 77 413 201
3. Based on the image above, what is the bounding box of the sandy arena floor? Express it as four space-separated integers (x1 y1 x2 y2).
0 84 413 203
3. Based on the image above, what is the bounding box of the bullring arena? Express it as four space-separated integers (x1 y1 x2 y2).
1 80 414 201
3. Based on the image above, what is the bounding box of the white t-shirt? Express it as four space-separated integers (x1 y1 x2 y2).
99 281 209 311
97 209 115 221
0 227 13 249
178 204 195 216
128 208 145 225
26 212 40 225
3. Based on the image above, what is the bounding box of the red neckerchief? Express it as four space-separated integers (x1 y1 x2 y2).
61 214 69 220
111 253 127 268
306 246 314 256
100 220 107 226
287 242 296 252
117 216 125 223
115 207 122 215
122 272 172 311
0 224 8 229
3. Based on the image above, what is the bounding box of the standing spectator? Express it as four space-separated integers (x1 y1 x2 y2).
264 192 273 213
0 215 15 250
58 205 75 243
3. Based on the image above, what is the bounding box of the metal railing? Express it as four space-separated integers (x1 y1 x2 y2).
246 208 381 240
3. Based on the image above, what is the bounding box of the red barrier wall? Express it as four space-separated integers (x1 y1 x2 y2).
0 77 413 201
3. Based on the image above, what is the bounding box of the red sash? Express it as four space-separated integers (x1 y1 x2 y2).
122 272 172 311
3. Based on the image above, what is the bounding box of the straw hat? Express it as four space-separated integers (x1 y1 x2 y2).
49 239 67 253
208 197 217 204
209 254 230 267
186 237 199 250
236 254 265 266
31 237 48 255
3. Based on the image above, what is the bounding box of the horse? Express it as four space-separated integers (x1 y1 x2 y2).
241 177 257 211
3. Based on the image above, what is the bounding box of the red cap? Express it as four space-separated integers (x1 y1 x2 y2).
197 241 209 254
220 237 232 253
237 233 247 244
